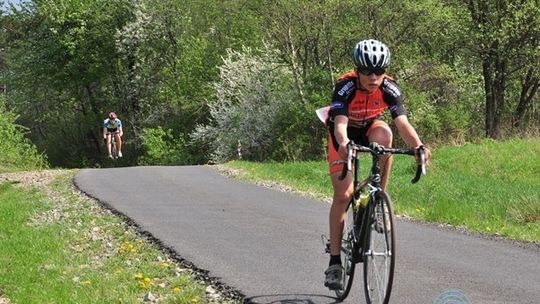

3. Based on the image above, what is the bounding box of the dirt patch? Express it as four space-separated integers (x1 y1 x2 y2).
0 170 63 188
0 297 10 304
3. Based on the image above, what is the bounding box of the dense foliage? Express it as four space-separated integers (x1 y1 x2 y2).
1 0 538 167
0 97 49 172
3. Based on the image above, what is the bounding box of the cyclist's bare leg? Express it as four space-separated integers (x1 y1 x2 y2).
106 134 112 155
114 133 122 153
329 171 354 256
367 120 393 191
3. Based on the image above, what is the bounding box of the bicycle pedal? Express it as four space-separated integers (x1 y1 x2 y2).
325 242 331 254
321 234 331 254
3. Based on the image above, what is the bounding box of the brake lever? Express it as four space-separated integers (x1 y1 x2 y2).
338 141 355 181
411 145 426 184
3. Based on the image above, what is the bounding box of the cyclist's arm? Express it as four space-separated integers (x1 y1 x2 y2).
116 120 123 137
394 115 422 147
329 78 355 160
394 115 431 162
103 127 108 139
334 115 349 160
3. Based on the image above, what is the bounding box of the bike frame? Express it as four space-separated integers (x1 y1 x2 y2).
333 141 425 302
347 142 422 245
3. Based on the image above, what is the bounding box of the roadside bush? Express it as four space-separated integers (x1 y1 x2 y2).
403 61 484 145
270 100 327 161
138 127 192 165
0 98 49 172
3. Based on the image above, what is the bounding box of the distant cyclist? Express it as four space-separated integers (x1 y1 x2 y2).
323 39 431 290
103 112 123 158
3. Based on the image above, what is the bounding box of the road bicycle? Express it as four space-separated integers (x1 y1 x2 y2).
328 141 426 303
106 131 119 159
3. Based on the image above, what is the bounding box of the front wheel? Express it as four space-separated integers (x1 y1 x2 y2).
363 191 396 304
110 136 118 159
334 202 357 300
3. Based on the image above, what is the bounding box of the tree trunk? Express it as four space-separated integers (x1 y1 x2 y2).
513 68 540 127
285 26 306 103
483 57 506 139
483 61 495 137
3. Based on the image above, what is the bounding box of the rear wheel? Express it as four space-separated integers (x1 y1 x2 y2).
334 202 357 300
363 191 396 304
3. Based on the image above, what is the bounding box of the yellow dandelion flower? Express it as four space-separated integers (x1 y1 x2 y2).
134 272 144 280
173 287 182 293
119 241 135 254
144 277 152 284
82 280 91 285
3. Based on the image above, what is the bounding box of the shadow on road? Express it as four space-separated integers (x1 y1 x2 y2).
246 293 339 304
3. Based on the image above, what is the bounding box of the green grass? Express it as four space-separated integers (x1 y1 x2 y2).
1 138 537 302
0 183 71 301
0 171 229 304
225 138 540 243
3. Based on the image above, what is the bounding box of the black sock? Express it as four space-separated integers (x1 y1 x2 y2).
329 255 341 266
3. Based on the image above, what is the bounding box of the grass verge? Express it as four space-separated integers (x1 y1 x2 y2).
0 170 239 304
224 138 540 243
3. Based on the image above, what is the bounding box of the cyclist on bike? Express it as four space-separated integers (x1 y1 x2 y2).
103 112 123 159
324 39 431 290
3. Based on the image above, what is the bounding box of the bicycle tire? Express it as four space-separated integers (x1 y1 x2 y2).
111 138 117 159
334 202 357 300
363 191 396 304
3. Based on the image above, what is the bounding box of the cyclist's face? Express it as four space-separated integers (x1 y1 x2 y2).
357 70 385 92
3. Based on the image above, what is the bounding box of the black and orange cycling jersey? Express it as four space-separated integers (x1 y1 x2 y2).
328 70 406 129
326 71 409 174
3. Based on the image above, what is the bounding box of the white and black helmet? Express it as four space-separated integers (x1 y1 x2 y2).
353 39 391 69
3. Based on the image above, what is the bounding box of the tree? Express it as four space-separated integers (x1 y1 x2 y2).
4 0 134 166
260 0 362 103
464 0 540 138
514 67 540 128
191 44 296 162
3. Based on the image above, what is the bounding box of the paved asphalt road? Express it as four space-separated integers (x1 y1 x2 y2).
74 166 540 304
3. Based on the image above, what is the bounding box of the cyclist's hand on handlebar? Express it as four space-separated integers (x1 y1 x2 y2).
411 145 429 183
338 140 350 160
414 145 431 166
337 140 353 181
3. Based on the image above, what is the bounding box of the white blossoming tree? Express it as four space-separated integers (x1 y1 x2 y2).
192 43 296 163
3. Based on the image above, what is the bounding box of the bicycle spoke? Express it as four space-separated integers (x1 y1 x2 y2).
364 192 395 304
366 245 391 302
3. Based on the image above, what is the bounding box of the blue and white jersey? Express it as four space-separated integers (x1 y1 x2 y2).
103 118 122 129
